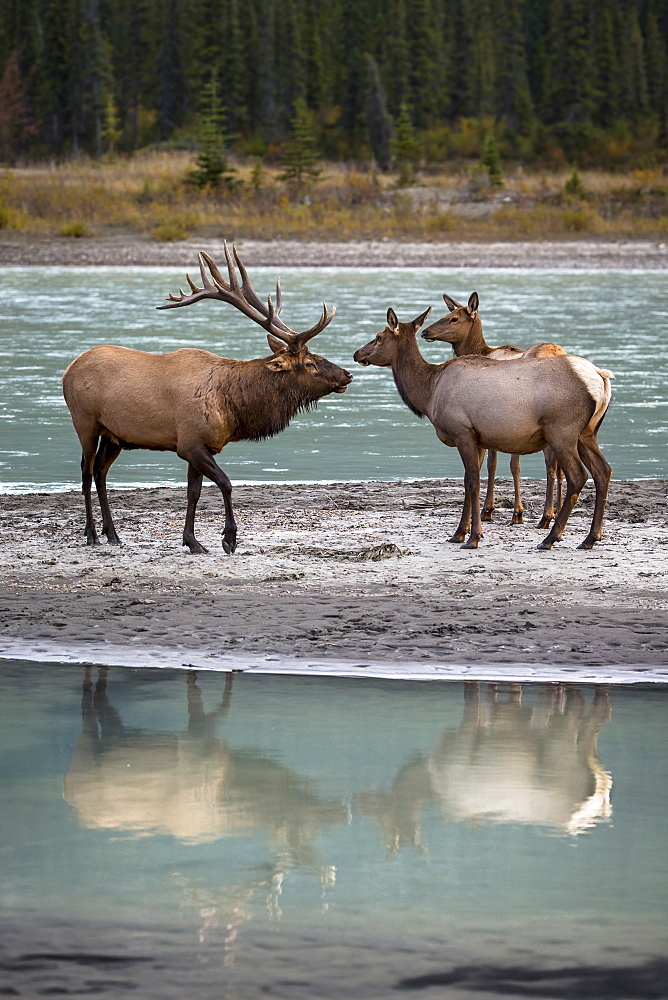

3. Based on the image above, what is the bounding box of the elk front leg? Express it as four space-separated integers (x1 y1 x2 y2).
181 447 237 554
510 453 524 524
482 449 497 521
183 464 208 554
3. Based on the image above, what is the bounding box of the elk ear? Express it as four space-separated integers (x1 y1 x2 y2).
442 293 461 312
387 307 399 331
411 306 432 333
266 334 286 354
265 353 291 372
467 292 479 317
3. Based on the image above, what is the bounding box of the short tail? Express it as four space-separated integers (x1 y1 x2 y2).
596 368 614 379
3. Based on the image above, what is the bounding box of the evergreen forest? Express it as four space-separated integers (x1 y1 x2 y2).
1 0 667 168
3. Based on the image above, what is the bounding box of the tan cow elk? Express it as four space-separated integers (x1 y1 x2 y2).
355 682 612 851
354 307 612 549
422 291 567 528
62 245 352 554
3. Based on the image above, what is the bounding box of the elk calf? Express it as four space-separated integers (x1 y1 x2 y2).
63 246 352 554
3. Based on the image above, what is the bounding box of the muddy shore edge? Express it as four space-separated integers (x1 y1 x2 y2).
1 478 666 680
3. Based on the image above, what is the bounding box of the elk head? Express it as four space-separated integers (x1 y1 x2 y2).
421 292 479 345
353 306 432 367
159 242 352 397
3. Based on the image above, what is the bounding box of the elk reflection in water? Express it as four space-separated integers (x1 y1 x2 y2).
63 668 348 854
356 682 612 854
63 669 349 955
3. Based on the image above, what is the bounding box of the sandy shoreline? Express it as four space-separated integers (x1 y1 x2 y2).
1 478 666 680
1 235 667 269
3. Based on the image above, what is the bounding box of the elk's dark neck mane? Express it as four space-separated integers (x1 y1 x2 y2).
453 315 492 357
210 358 317 442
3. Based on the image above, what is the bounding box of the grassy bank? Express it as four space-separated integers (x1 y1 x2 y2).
1 153 667 243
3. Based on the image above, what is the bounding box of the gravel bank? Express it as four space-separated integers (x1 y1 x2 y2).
1 235 667 269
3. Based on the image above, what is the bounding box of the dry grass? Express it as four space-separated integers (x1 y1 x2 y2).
1 152 667 242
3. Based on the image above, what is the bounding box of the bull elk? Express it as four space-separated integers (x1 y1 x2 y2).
353 307 612 549
422 291 567 528
62 245 352 554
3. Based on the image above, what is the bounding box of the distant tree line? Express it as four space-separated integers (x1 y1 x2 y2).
0 0 667 167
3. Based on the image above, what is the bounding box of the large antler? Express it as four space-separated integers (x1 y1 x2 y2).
157 242 336 350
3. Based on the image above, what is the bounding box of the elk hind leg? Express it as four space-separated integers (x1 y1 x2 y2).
482 449 497 521
537 448 588 550
79 431 100 545
576 436 612 550
93 435 122 544
510 453 524 524
537 446 559 529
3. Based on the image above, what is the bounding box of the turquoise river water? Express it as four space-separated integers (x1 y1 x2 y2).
0 266 666 490
0 663 666 999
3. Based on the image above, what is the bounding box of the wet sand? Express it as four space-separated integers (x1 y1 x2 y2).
1 478 666 677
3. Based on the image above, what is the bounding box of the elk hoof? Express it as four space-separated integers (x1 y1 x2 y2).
461 538 480 550
481 509 493 522
448 533 466 543
537 539 554 550
577 537 598 550
536 516 552 529
222 537 237 555
186 540 208 555
511 512 524 525
85 534 100 546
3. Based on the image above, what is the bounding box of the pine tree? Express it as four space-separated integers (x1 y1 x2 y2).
392 102 419 185
278 97 321 190
188 72 238 189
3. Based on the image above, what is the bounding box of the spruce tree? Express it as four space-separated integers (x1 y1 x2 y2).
481 132 503 186
188 72 238 190
278 97 321 191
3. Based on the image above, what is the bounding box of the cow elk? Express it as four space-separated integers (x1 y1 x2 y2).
355 682 612 847
422 291 567 528
353 307 612 550
62 245 352 554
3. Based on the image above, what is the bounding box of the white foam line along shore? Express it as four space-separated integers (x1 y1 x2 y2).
2 638 666 686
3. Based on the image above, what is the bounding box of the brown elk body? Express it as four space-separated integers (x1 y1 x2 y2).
422 291 567 528
353 307 612 550
62 247 352 554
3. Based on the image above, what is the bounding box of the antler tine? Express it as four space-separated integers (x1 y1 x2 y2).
231 242 294 336
294 303 337 345
223 240 241 292
265 294 298 347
